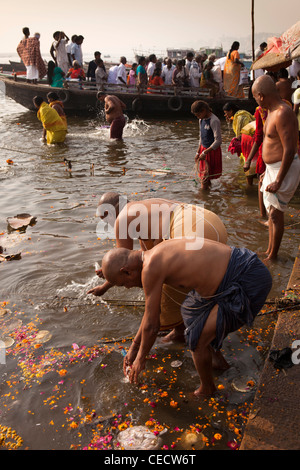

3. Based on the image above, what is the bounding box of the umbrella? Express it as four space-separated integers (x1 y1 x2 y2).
252 21 300 71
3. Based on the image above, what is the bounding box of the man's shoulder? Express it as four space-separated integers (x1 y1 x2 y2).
276 101 294 117
143 248 165 278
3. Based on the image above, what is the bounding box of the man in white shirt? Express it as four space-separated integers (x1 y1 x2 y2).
107 65 118 84
208 54 223 92
117 56 127 85
189 56 201 88
161 58 175 85
50 31 69 74
71 35 84 66
147 54 157 79
67 35 77 66
185 52 194 75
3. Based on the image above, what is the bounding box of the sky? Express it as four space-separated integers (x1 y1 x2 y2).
0 0 299 60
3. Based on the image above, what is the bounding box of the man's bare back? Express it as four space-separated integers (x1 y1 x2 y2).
116 199 177 247
142 238 232 299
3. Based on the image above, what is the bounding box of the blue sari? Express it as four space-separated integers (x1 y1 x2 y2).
181 247 272 351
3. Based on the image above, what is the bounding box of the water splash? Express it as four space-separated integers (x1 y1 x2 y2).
56 275 114 313
123 118 150 137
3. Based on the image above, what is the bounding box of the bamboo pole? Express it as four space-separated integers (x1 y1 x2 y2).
251 0 255 61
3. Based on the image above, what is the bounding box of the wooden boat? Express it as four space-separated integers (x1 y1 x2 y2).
9 60 26 72
0 73 257 118
0 63 26 73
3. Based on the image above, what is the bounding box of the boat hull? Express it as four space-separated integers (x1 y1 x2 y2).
0 75 257 118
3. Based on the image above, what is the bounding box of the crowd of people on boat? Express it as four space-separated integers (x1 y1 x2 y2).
15 26 300 98
13 27 252 97
16 26 300 101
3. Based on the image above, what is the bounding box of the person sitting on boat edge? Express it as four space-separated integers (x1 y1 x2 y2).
47 60 65 88
33 96 67 145
147 66 164 94
66 60 85 81
97 91 126 140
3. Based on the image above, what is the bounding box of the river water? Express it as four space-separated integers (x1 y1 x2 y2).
0 93 299 450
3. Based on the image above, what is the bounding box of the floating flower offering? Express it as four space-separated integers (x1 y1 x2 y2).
0 300 278 450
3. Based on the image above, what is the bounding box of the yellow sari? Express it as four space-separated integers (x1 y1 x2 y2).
49 100 68 129
232 110 254 137
37 102 67 144
224 50 245 98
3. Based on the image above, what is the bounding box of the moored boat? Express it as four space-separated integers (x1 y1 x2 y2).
0 73 256 118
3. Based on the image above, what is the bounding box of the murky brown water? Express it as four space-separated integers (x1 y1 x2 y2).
0 94 299 450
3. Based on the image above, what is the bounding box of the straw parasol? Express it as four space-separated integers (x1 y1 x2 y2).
252 21 300 72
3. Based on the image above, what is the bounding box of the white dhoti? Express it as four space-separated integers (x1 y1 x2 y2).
261 156 300 213
26 65 39 80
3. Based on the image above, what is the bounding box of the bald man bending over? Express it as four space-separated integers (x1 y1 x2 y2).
88 193 228 342
101 239 272 397
252 75 300 261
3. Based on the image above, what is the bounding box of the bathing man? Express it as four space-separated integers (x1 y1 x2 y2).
101 238 272 397
88 193 228 342
97 91 126 140
252 75 300 261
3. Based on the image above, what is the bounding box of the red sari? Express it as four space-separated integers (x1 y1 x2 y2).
198 146 222 181
254 107 267 175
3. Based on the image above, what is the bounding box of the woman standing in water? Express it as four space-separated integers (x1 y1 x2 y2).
191 100 222 190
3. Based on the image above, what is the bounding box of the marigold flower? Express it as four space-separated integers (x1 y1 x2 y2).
170 400 178 408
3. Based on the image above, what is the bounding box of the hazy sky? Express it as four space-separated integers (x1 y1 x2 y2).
0 0 299 59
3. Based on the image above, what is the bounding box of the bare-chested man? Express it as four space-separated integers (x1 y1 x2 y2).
252 75 300 261
88 192 227 342
276 68 293 105
100 239 272 397
97 91 126 140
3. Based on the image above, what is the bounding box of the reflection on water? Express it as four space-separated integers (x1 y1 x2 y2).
0 96 299 450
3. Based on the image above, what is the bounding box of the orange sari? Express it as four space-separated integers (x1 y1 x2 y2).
223 50 245 98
